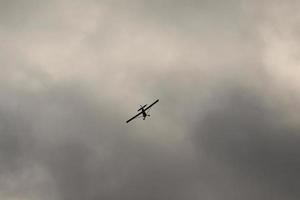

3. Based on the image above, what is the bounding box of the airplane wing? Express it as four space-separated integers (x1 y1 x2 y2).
126 111 143 123
144 99 159 111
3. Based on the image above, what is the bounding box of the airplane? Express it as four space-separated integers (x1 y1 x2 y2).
126 99 159 123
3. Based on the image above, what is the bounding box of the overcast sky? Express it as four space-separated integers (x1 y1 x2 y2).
1 0 300 199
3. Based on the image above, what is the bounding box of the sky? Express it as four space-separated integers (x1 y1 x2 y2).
1 0 300 199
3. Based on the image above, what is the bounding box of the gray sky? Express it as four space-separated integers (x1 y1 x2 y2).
1 0 300 199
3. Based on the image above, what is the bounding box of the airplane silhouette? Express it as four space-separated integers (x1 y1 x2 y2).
126 99 159 123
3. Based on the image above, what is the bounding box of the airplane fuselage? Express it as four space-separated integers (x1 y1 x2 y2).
141 108 147 119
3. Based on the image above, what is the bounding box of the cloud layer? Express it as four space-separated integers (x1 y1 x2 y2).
1 0 300 199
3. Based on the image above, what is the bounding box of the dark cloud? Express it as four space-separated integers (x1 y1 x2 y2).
0 107 33 173
0 0 300 200
193 86 300 199
2 69 300 200
0 80 198 200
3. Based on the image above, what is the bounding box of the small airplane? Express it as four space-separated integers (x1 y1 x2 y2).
126 99 159 123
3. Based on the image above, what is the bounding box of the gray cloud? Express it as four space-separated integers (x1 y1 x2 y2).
0 80 198 200
1 0 300 200
193 85 300 199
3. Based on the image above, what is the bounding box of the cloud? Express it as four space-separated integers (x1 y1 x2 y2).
192 85 300 199
0 78 197 200
1 0 300 200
